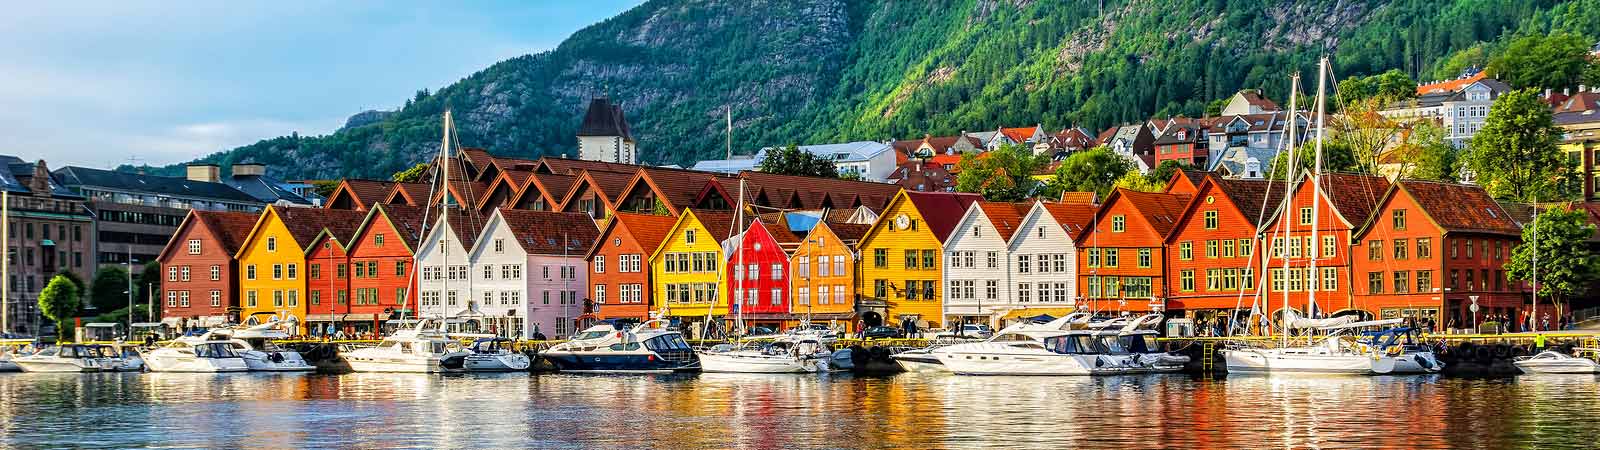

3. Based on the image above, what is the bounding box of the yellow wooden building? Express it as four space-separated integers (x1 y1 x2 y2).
649 209 739 332
234 206 365 334
854 190 981 330
789 221 873 332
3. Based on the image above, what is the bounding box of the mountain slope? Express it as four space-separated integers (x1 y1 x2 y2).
147 0 1600 180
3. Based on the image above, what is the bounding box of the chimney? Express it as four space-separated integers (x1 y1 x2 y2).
232 162 266 177
186 163 220 183
29 159 49 193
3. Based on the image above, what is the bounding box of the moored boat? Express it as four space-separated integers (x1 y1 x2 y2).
342 318 469 373
463 337 532 372
1514 350 1600 374
541 320 698 373
13 344 119 373
212 320 315 372
698 337 831 373
142 336 249 373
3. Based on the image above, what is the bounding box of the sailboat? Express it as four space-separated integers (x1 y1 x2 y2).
1221 58 1441 375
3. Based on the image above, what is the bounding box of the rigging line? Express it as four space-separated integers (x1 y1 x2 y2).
1229 83 1297 337
1329 61 1406 316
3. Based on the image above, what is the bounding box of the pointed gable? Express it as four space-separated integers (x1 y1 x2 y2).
157 210 259 262
975 201 1030 242
493 209 601 255
902 191 983 242
1355 180 1521 238
1040 201 1098 240
325 179 394 210
586 212 679 260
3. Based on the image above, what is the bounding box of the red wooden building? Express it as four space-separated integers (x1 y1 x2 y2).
726 220 802 329
1257 172 1390 319
1152 124 1209 168
586 212 677 322
156 210 259 328
344 204 428 335
1075 188 1192 313
1164 176 1285 317
304 224 353 336
1350 180 1526 330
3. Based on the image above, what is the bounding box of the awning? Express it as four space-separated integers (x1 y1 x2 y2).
999 307 1077 321
160 317 183 327
306 314 379 322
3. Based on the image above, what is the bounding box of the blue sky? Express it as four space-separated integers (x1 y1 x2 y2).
2 1 640 168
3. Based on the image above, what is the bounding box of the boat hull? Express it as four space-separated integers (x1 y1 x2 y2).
935 351 1100 376
242 351 315 372
1515 360 1600 374
145 355 250 373
464 353 532 372
698 352 821 373
891 351 947 373
541 351 699 373
14 359 102 373
1222 349 1372 374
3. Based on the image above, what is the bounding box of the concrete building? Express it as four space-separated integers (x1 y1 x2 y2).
54 164 264 269
0 156 96 336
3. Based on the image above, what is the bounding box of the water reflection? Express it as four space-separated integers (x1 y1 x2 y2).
0 371 1598 448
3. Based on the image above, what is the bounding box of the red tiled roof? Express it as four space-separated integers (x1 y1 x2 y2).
1557 92 1600 114
1417 71 1486 95
192 210 260 256
368 204 429 250
1208 178 1287 227
904 191 984 241
998 126 1037 144
611 212 679 256
1041 202 1097 240
329 179 394 210
388 182 431 206
274 206 368 248
976 201 1030 241
736 171 901 211
1111 189 1193 238
538 157 641 176
1238 90 1280 111
1398 180 1520 235
586 169 641 201
822 222 872 244
497 209 600 255
1059 192 1097 205
1318 172 1391 227
761 222 803 245
690 210 752 243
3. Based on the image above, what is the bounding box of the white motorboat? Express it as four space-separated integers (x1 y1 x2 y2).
1224 318 1441 375
541 320 699 373
890 347 946 373
13 344 119 373
698 337 831 373
934 331 1132 376
211 322 314 372
463 337 531 372
1515 350 1600 374
142 337 249 373
895 313 1096 374
1111 314 1190 373
342 318 469 373
0 350 19 372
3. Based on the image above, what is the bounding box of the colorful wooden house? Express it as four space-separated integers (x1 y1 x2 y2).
649 209 740 335
587 212 678 322
235 206 365 333
1074 188 1192 313
469 209 597 338
725 220 802 330
323 179 396 211
1258 172 1390 319
1350 180 1524 329
415 212 487 323
303 223 353 337
156 210 258 329
1005 200 1097 322
790 221 871 332
338 204 427 336
855 190 981 330
1164 176 1284 318
941 201 1029 328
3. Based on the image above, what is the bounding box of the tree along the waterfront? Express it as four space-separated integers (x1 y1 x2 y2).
954 144 1046 202
1466 89 1576 203
1505 206 1600 311
1043 146 1130 200
758 144 839 179
88 267 129 313
38 275 81 339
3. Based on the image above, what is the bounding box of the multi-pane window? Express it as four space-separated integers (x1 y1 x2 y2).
210 290 221 307
922 250 937 270
211 265 221 281
1104 249 1119 268
1203 210 1218 229
594 256 605 274
1368 272 1384 294
1240 239 1253 257
1321 236 1335 258
1180 269 1195 292
187 239 201 254
1321 267 1336 292
1299 207 1312 225
1179 242 1192 260
1137 249 1151 268
834 256 845 275
1417 270 1433 292
1018 283 1031 302
904 250 918 269
1394 239 1409 260
1394 271 1410 294
1206 240 1218 258
1368 240 1382 261
873 249 886 268
1111 216 1125 232
1392 209 1407 230
1017 254 1032 273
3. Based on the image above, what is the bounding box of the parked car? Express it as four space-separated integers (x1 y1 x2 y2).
862 326 905 339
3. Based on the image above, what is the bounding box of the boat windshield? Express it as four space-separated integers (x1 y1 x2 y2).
34 347 59 357
608 342 643 351
94 346 120 358
1097 335 1129 354
572 330 613 341
643 334 690 352
1120 334 1159 353
1043 335 1103 354
195 343 238 358
430 341 462 355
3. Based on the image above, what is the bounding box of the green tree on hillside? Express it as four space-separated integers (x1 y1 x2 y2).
1338 70 1417 104
392 163 430 183
954 144 1046 202
1488 33 1594 91
1400 121 1460 182
1045 146 1131 200
1505 207 1600 322
39 275 81 339
1266 140 1360 180
1466 89 1574 202
758 145 839 178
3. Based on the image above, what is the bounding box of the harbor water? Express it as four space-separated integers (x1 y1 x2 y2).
2 372 1598 449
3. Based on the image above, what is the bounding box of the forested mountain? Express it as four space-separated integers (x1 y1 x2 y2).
138 0 1600 180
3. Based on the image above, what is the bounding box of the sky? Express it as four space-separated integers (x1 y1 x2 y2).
0 1 641 169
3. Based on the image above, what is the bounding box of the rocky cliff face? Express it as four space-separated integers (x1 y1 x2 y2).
149 0 1597 180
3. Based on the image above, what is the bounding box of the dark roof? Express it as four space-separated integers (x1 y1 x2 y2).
497 210 600 255
576 97 633 139
228 174 313 205
389 182 431 206
53 165 255 202
1208 178 1286 227
329 179 394 210
1238 89 1280 111
368 204 429 249
903 191 984 242
537 157 641 176
760 222 803 245
1398 180 1520 235
628 167 724 213
822 222 872 244
737 171 902 211
1041 202 1097 239
1152 124 1206 145
689 210 750 243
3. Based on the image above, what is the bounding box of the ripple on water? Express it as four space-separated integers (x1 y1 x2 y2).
1 371 1599 449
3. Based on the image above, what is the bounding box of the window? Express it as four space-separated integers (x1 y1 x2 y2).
1220 240 1235 258
1321 267 1336 292
246 291 257 307
834 256 845 275
1036 253 1051 273
1104 249 1119 268
904 280 919 300
210 265 221 281
167 291 176 307
374 233 385 247
1179 241 1192 260
1299 207 1313 225
986 280 997 299
922 250 937 270
1053 254 1067 273
483 265 495 280
1392 209 1407 230
210 290 220 307
337 263 347 279
799 258 810 278
594 255 605 274
272 264 283 280
904 250 918 269
180 266 190 282
1018 283 1031 302
1451 239 1459 258
1466 239 1474 258
1321 236 1335 258
1271 237 1284 258
494 238 505 253
685 229 696 244
187 239 201 255
771 264 783 280
1018 254 1031 273
1418 270 1433 292
1240 239 1253 257
273 290 285 307
1204 210 1218 229
310 290 321 305
396 261 406 277
266 237 277 252
1111 215 1125 232
873 249 886 268
1084 250 1097 268
309 264 321 280
168 267 177 282
1180 269 1195 291
1137 249 1151 268
1394 271 1410 294
1368 240 1382 261
1206 240 1218 258
287 264 297 280
874 279 887 298
1368 272 1383 294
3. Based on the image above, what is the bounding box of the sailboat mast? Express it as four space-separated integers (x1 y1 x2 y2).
1 191 7 334
440 110 453 321
1309 57 1328 320
736 179 746 333
1280 74 1300 345
1531 208 1540 332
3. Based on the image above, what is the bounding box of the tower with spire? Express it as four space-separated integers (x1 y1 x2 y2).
576 96 637 164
